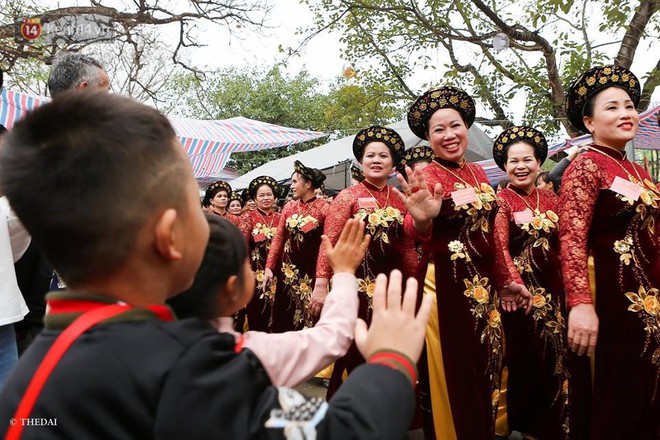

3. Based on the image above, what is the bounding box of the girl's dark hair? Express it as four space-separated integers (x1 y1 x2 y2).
167 214 247 319
536 171 559 194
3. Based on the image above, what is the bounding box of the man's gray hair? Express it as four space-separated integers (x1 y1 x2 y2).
47 52 105 97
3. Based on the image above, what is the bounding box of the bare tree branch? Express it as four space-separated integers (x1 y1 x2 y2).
615 0 659 68
0 1 269 85
470 0 566 127
442 38 513 129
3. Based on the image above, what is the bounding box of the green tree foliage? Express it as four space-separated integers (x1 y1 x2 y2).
300 0 659 137
167 66 404 173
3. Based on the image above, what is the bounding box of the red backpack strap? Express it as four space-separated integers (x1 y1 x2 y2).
6 304 131 440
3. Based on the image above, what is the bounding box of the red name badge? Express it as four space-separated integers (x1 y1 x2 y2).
253 233 266 243
610 176 643 201
451 188 478 206
513 208 534 225
358 197 378 209
301 221 317 233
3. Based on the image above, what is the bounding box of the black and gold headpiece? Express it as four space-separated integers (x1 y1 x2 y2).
352 126 405 166
229 190 242 204
493 126 548 171
408 86 476 139
293 160 314 182
566 65 640 133
249 175 280 199
400 145 434 167
206 180 232 197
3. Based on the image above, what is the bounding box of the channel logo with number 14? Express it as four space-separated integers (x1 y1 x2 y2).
20 17 42 41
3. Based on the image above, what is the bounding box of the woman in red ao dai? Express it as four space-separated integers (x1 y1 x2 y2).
238 176 282 332
203 180 240 226
493 127 574 439
398 86 533 440
263 161 329 332
315 126 418 398
560 65 660 439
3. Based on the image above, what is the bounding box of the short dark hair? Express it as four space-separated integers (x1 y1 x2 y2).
48 52 105 97
293 168 326 190
0 90 188 286
582 96 596 124
503 140 541 163
536 171 558 193
168 214 247 320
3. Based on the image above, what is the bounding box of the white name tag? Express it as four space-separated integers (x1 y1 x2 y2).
451 187 478 206
610 176 642 201
358 197 378 209
513 208 534 225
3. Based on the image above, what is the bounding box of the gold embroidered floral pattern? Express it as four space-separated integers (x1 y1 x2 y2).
252 222 277 240
488 308 501 328
250 223 277 263
463 275 492 316
626 285 660 316
353 206 404 244
282 263 299 282
614 235 634 265
520 210 558 240
513 256 532 274
282 262 314 328
286 214 319 242
625 285 660 384
294 274 313 300
531 287 552 317
616 179 660 208
448 240 470 261
357 275 377 310
454 182 496 234
463 275 503 378
254 270 277 302
528 285 570 411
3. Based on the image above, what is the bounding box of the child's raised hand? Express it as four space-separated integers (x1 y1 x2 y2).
322 218 370 275
354 270 433 363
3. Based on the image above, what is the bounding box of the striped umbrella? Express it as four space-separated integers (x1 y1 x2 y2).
1 88 326 181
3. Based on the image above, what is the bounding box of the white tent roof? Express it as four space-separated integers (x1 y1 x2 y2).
230 119 493 190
